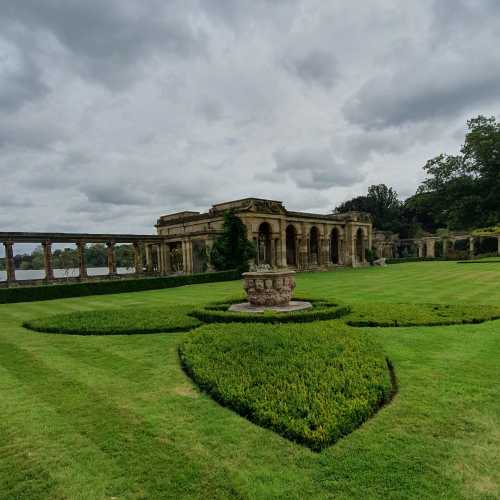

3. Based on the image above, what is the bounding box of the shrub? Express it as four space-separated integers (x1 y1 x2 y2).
344 302 500 327
210 211 256 272
0 270 240 304
23 305 201 335
190 299 350 324
179 322 393 451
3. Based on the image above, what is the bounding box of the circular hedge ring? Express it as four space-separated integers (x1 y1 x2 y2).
23 305 201 335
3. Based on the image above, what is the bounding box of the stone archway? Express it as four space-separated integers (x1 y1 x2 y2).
286 225 297 266
309 226 319 265
355 228 364 264
257 222 272 265
330 228 340 264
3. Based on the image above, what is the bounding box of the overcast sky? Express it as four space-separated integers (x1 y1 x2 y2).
1 0 499 235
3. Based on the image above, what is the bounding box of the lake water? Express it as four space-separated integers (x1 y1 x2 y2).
0 267 134 282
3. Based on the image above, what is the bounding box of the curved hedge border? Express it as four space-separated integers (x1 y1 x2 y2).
189 299 350 324
344 302 500 327
23 305 201 335
179 321 394 451
0 269 240 304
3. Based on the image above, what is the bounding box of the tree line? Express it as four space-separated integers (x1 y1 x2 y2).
335 115 500 237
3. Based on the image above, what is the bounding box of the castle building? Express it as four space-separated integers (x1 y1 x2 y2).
155 198 372 273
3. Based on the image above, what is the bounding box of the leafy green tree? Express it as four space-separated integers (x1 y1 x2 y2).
414 115 500 230
335 184 404 233
210 211 256 272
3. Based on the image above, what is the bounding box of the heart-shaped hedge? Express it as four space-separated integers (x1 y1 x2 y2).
179 322 394 451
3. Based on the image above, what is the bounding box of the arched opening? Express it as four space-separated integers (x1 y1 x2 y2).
355 228 364 264
330 228 340 264
422 242 428 258
257 222 272 265
309 226 319 265
286 225 297 266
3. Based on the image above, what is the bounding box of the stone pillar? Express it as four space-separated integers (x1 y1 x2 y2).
133 242 143 274
77 241 87 279
159 241 166 275
280 224 287 268
106 241 117 276
145 244 153 273
3 241 16 284
417 241 424 258
497 236 500 256
427 240 436 258
442 238 448 258
469 237 475 259
181 240 188 273
205 239 213 272
186 240 193 274
270 238 276 268
42 241 54 281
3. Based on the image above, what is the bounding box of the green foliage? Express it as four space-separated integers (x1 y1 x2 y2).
345 302 500 327
190 299 349 324
335 184 403 233
0 269 240 304
386 257 448 264
179 322 393 451
210 211 256 272
24 306 200 335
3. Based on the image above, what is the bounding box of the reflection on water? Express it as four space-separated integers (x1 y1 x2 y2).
0 267 134 281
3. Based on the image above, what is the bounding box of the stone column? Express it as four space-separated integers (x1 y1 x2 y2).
3 241 16 284
417 241 424 258
279 223 287 268
106 241 117 275
42 241 54 281
497 236 500 256
133 242 143 274
187 240 193 274
427 239 436 258
77 241 87 279
181 240 188 273
469 237 475 259
270 238 276 268
145 244 153 273
442 238 448 258
159 241 166 275
205 240 213 272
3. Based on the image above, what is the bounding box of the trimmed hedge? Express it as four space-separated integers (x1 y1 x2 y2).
0 270 240 304
179 322 394 451
23 305 201 335
386 257 447 264
344 302 500 327
190 299 350 324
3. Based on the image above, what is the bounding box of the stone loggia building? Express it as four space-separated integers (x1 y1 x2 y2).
156 198 372 273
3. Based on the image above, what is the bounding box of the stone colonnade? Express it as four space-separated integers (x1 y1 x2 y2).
244 218 371 269
411 234 500 259
0 232 195 287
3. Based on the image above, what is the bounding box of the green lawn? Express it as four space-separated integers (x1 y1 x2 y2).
1 261 499 499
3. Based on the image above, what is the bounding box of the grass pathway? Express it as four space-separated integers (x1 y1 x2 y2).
0 261 499 498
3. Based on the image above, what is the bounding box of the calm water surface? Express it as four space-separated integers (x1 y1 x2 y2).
0 267 134 282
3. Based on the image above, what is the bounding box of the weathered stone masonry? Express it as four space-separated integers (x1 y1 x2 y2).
156 198 372 272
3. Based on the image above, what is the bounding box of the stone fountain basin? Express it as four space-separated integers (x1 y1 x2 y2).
228 270 312 312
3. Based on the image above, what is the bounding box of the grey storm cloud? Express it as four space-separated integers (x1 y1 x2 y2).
0 39 49 113
283 49 338 89
273 148 365 190
1 0 500 234
81 182 151 206
343 57 500 129
1 0 206 89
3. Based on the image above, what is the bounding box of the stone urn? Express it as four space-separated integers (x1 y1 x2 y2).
242 270 296 307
